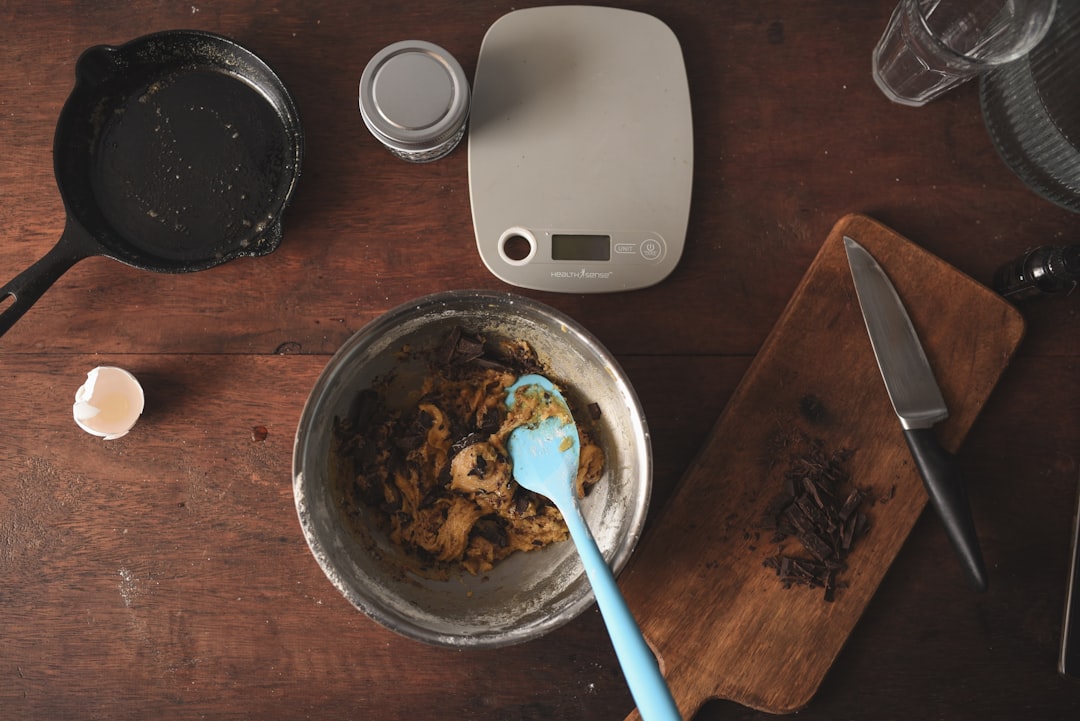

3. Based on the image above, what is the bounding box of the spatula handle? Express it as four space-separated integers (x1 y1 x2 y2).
559 498 682 721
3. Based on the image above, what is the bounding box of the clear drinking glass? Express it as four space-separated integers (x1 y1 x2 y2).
872 0 1057 107
980 0 1080 213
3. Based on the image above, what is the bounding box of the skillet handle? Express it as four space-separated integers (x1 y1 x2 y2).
0 223 95 338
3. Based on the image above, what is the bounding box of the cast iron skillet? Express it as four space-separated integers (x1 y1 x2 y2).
0 29 303 337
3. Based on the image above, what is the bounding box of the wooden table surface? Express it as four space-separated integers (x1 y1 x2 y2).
1 1 1077 719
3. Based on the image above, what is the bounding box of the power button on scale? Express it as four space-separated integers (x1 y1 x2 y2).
640 238 663 260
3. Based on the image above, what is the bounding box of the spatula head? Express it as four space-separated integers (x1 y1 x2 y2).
505 374 581 500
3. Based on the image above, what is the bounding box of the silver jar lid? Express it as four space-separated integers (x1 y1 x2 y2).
359 40 470 157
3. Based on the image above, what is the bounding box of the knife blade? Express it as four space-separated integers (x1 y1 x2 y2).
843 236 988 592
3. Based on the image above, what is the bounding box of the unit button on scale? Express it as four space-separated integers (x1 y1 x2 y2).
468 6 693 293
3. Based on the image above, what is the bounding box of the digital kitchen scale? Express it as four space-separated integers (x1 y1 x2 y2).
468 6 693 293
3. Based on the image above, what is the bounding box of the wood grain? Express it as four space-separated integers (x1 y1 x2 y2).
619 214 1025 717
1 2 1078 721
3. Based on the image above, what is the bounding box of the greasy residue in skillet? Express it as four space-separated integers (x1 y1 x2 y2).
92 69 294 262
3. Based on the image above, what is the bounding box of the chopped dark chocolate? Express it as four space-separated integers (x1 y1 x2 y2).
472 516 508 548
450 432 483 455
762 436 867 601
438 326 488 366
436 326 546 378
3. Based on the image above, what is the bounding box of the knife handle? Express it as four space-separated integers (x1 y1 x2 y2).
903 428 989 592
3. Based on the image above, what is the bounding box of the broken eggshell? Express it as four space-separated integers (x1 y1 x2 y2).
73 366 145 440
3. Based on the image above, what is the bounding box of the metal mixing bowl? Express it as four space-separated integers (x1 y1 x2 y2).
292 290 652 648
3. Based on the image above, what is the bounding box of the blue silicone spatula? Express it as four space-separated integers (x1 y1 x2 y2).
505 374 681 721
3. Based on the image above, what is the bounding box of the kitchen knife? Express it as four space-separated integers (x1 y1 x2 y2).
843 236 988 592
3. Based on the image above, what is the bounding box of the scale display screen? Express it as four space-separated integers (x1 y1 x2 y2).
551 234 611 261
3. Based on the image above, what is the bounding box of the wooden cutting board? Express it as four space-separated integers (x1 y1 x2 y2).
618 214 1026 718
